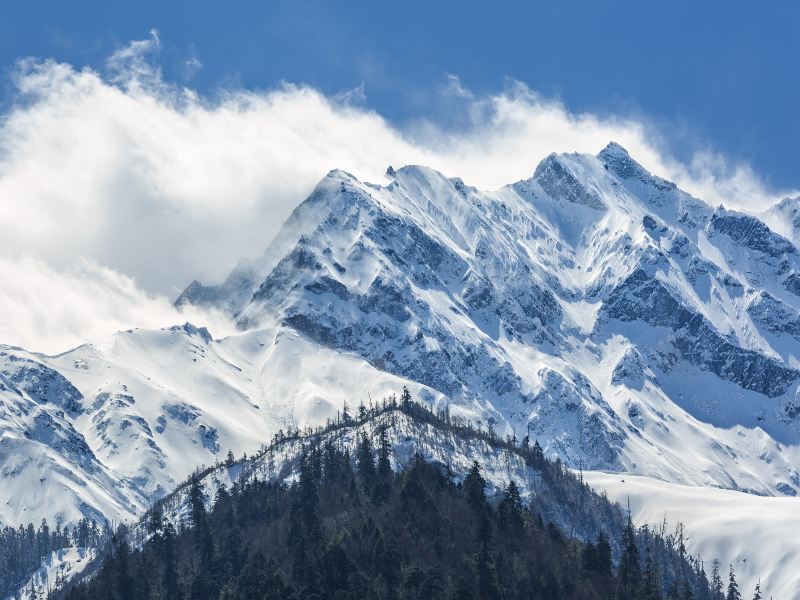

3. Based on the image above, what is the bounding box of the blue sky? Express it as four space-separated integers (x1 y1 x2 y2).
1 0 798 189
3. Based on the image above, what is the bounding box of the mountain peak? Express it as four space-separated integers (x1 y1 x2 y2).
324 168 356 181
532 152 607 210
168 322 213 344
597 140 631 159
596 141 645 179
773 195 800 212
597 141 678 194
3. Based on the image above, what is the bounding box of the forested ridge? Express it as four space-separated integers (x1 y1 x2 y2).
58 398 758 600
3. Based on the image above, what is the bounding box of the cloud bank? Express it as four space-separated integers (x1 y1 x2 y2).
0 35 794 353
0 257 237 353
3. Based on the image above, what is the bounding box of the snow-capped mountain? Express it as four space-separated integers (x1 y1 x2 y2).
4 142 800 595
177 142 800 495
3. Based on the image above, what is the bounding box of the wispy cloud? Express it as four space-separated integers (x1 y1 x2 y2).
106 28 162 88
0 35 795 353
0 257 236 353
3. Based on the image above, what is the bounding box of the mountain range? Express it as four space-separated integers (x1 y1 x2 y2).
3 142 800 596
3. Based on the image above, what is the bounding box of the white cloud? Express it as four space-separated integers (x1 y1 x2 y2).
0 37 795 354
0 257 236 353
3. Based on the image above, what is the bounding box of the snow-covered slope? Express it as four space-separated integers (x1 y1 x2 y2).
0 324 443 525
586 472 800 599
3 142 800 594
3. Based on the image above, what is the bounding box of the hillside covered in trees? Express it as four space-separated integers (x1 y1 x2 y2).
0 518 107 598
57 396 757 600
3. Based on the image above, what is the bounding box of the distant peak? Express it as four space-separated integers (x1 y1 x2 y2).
395 164 438 177
170 322 213 344
597 141 676 191
773 195 800 212
532 152 606 210
325 168 357 181
596 142 640 174
530 152 568 181
597 141 631 159
391 164 459 189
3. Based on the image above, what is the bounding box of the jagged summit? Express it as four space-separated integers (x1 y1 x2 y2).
598 140 631 157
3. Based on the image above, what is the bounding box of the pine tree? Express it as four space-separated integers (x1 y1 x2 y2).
161 522 180 600
288 452 321 587
711 560 724 600
373 535 401 593
400 386 412 410
752 580 762 600
187 473 214 572
463 461 487 510
341 400 352 424
531 440 544 466
237 550 290 599
372 427 393 506
376 427 392 479
476 546 500 600
582 542 598 574
726 565 741 600
319 542 354 594
498 480 523 531
146 506 163 538
595 532 612 576
356 432 376 483
618 515 641 594
681 578 694 600
188 474 206 530
113 540 134 600
640 545 659 600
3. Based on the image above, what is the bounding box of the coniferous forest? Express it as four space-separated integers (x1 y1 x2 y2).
0 518 107 597
57 398 749 600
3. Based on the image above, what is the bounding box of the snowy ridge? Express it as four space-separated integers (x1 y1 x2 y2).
586 472 800 600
